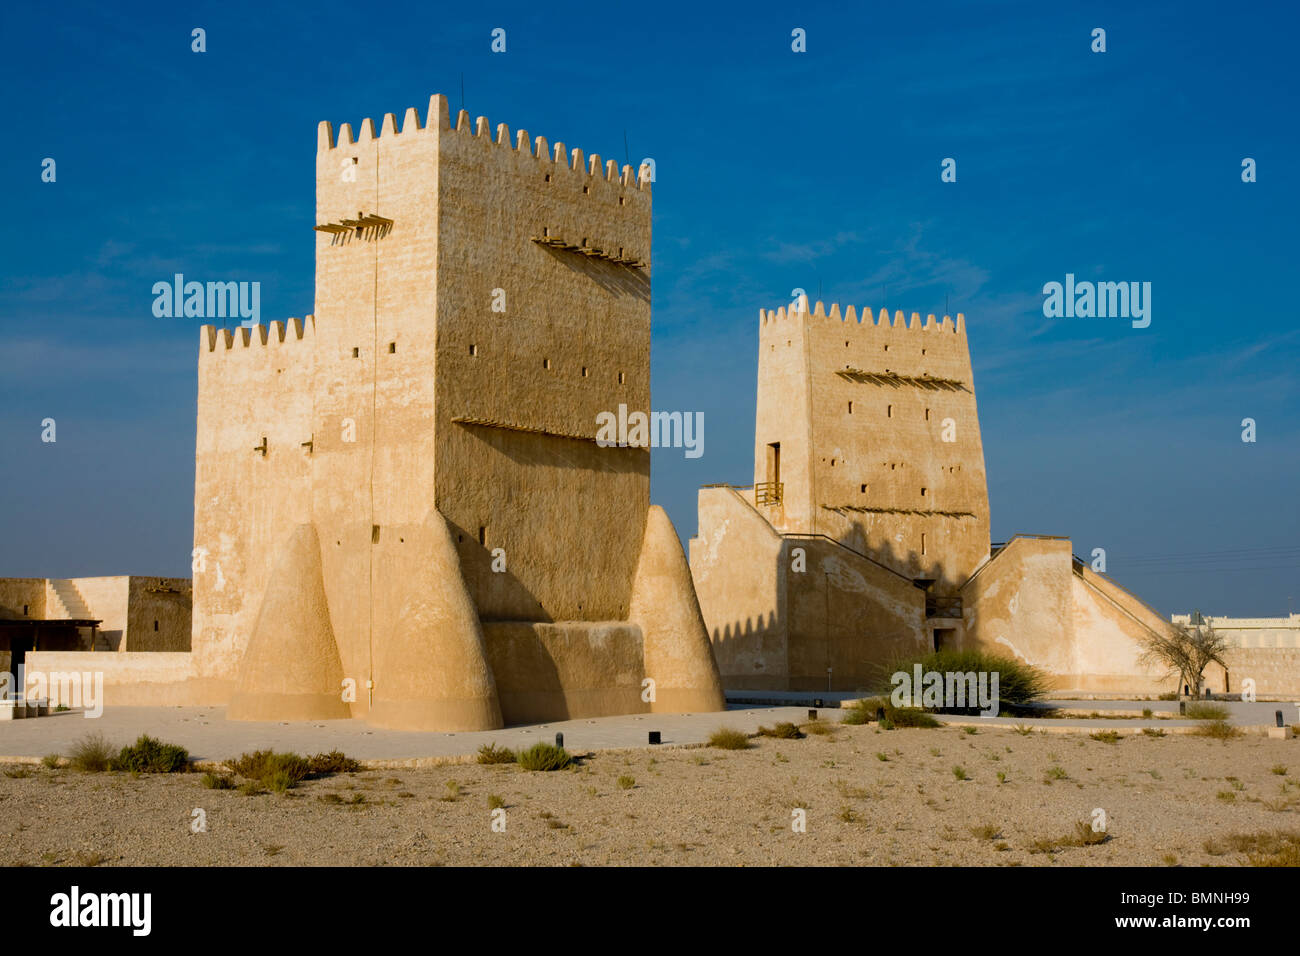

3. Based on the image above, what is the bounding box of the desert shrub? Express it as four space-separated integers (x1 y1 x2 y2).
1089 731 1121 744
201 772 235 790
68 733 115 773
884 649 1050 715
476 743 517 765
1029 819 1109 853
307 750 360 775
112 735 189 773
1185 702 1229 721
516 742 573 771
617 775 635 790
842 697 887 725
41 754 60 769
802 719 835 736
1195 719 1242 740
707 727 751 750
227 750 311 788
1222 830 1300 866
266 770 298 793
886 707 941 729
758 722 804 739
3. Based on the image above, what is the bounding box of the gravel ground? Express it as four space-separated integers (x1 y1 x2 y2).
2 721 1297 866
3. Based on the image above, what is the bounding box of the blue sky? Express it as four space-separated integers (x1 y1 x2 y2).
1 0 1297 615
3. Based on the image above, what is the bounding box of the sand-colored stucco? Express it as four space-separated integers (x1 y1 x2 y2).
629 505 725 713
227 525 351 722
172 93 718 728
691 301 1298 698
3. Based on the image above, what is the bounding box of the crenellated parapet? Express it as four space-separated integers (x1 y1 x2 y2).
316 93 651 191
760 300 965 335
198 316 316 357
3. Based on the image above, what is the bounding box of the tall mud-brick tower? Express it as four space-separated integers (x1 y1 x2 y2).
191 94 723 729
755 301 991 591
690 300 991 690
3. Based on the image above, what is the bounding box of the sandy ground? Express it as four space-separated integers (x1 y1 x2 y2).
1 720 1297 866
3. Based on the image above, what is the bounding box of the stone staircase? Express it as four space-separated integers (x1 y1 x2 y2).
47 580 111 650
48 579 91 619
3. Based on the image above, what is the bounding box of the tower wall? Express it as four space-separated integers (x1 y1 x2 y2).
431 104 652 623
191 94 675 724
191 320 316 687
756 302 990 590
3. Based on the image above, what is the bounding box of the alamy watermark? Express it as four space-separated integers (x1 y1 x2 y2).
1042 273 1151 328
152 274 260 327
2 666 104 718
595 404 704 459
891 665 1000 717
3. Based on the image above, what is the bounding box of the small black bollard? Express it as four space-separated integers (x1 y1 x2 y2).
808 709 818 720
1179 701 1186 715
648 731 661 745
1277 710 1285 729
555 732 564 749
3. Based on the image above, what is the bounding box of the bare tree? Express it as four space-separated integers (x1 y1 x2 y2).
1141 618 1229 698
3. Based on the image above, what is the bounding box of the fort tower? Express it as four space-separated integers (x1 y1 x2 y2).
191 94 722 729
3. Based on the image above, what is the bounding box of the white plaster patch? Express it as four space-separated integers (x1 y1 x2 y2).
821 556 868 594
701 518 731 566
994 634 1037 666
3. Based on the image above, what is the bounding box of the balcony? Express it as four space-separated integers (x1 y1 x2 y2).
925 596 963 619
754 481 783 506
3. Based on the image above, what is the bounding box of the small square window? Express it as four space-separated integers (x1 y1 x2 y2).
388 342 396 354
581 367 589 377
583 186 590 194
543 357 551 369
544 174 551 183
478 526 486 546
860 484 868 494
848 401 854 414
619 196 625 206
469 344 477 356
618 371 625 384
921 487 928 497
352 347 360 358
887 404 893 418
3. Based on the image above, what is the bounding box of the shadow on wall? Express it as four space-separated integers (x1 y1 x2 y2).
447 518 553 624
459 421 645 474
537 244 650 303
834 517 970 594
711 534 932 692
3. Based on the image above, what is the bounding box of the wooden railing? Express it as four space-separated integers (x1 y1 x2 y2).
754 481 784 506
925 596 963 619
